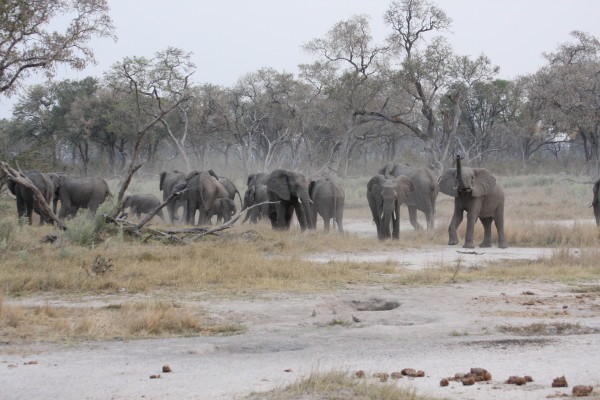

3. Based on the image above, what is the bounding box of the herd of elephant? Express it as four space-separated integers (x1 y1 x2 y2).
5 155 534 249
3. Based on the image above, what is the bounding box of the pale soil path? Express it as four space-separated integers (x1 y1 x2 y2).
2 282 600 400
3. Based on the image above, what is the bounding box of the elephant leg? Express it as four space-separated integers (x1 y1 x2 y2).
595 205 600 226
495 207 507 249
425 207 435 230
26 203 33 225
463 209 479 249
335 213 344 233
323 215 331 231
479 217 493 247
448 207 463 245
408 206 422 231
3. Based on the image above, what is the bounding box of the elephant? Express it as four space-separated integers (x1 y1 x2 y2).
367 174 414 240
7 170 54 225
159 170 187 223
54 175 111 219
266 169 314 230
242 183 270 223
308 178 345 232
122 194 165 221
176 170 228 225
242 172 270 223
592 179 600 226
208 197 236 223
438 155 507 249
378 162 438 230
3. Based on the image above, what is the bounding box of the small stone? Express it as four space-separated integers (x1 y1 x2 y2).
524 376 533 382
572 385 593 397
454 372 465 380
552 376 568 388
390 372 403 379
24 361 38 365
401 368 416 376
311 309 317 317
522 291 535 295
162 365 172 373
284 369 292 373
354 370 365 378
506 376 527 385
440 378 449 387
149 374 161 379
462 376 476 386
373 372 389 382
352 315 361 323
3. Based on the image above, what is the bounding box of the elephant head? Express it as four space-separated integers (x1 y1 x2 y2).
439 156 496 198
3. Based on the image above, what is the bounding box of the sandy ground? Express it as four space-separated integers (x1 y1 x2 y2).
2 219 600 400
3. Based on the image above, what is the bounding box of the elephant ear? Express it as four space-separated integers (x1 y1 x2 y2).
267 171 291 201
7 178 16 195
471 168 496 197
438 168 458 197
159 172 166 191
247 173 256 187
395 175 414 203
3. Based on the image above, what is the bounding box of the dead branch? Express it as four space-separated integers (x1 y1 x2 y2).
111 163 142 218
0 162 67 230
456 251 484 255
187 201 278 243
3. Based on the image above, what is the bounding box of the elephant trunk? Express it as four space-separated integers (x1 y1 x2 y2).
456 155 468 191
380 209 392 239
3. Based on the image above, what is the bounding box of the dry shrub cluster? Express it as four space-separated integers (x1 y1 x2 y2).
244 370 430 400
0 299 242 343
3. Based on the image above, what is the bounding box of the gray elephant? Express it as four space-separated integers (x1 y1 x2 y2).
438 155 507 248
367 174 414 240
159 170 187 223
242 173 270 223
242 184 269 223
54 175 111 219
378 162 438 230
208 197 236 223
266 169 314 230
308 178 345 232
7 170 54 225
122 194 165 221
177 170 228 225
592 179 600 226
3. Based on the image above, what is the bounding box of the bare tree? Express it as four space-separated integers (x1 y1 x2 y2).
0 0 114 95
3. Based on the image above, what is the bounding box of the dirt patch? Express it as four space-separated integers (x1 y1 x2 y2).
349 298 401 311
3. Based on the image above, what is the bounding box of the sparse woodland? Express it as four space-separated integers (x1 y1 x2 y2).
1 1 600 180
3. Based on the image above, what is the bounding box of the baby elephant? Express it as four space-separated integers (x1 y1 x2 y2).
208 197 237 224
123 194 165 221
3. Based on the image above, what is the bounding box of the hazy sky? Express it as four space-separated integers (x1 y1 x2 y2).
2 0 600 117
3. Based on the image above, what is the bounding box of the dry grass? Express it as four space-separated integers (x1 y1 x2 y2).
497 322 599 336
244 370 434 400
0 222 396 296
0 299 242 343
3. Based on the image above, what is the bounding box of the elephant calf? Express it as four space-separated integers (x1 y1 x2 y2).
208 197 236 224
309 178 345 232
123 194 165 221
